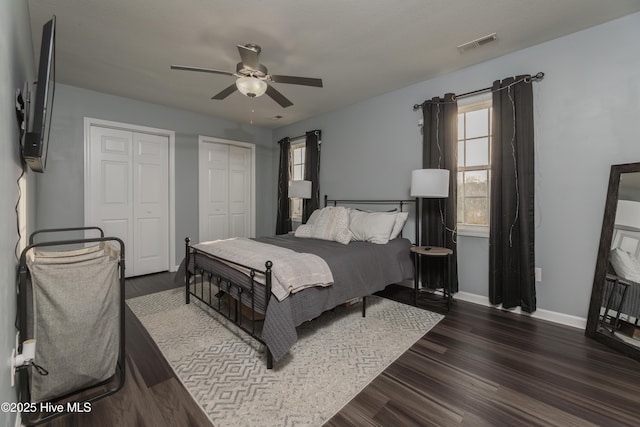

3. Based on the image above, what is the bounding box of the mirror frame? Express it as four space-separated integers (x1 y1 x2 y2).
586 162 640 361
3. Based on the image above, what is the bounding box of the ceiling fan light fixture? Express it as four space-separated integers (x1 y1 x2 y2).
236 76 267 98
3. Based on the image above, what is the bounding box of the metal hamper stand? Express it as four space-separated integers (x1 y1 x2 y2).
16 227 125 426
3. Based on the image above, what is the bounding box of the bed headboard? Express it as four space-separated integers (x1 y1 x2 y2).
323 195 416 242
323 195 414 211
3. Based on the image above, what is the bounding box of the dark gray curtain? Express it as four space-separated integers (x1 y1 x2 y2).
303 130 321 223
489 75 536 312
275 137 291 234
421 94 459 292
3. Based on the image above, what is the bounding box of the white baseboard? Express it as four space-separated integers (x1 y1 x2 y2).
393 283 586 330
455 291 587 330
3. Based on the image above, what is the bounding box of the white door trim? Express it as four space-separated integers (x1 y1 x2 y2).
198 135 256 240
83 117 176 272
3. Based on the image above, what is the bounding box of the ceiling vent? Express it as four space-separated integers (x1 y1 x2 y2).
457 33 497 52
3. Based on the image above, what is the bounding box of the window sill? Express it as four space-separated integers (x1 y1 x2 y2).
457 225 489 238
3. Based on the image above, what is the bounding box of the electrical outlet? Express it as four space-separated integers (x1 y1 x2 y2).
535 267 542 282
11 332 19 388
11 349 16 387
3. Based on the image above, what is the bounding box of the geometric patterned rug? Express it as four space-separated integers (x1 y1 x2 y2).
127 288 444 427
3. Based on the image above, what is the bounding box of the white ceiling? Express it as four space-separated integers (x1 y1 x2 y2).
28 0 640 128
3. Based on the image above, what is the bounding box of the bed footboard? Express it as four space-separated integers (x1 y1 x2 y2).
184 238 274 369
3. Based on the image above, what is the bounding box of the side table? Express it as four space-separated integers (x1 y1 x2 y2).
411 245 453 310
601 273 631 334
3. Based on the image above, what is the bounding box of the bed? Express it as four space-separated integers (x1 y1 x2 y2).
604 248 640 322
177 198 415 368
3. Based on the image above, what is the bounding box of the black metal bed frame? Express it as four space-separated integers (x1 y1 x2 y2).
184 197 414 369
17 227 126 426
184 236 275 368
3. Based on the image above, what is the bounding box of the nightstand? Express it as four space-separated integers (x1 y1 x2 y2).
601 273 631 334
411 245 453 310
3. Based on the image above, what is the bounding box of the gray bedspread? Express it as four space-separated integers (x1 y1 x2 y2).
176 235 414 362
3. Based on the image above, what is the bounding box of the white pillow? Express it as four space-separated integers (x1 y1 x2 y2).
294 224 312 238
389 212 409 240
610 248 640 282
293 209 324 239
348 208 408 240
348 210 398 244
306 209 322 226
296 207 351 244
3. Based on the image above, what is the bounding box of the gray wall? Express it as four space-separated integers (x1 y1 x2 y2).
0 0 35 424
274 12 640 319
38 84 276 265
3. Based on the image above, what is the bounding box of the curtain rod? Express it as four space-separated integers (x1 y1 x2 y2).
277 130 321 143
412 72 544 111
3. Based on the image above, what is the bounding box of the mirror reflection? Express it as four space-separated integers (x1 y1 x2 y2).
598 172 640 350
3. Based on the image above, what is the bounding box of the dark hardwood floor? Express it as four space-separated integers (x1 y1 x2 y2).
37 273 640 427
328 285 640 427
39 273 212 427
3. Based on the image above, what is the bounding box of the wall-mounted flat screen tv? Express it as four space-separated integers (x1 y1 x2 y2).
23 15 56 173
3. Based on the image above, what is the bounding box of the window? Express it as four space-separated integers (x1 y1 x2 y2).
290 140 305 220
457 100 491 233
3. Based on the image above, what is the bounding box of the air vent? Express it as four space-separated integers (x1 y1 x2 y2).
457 33 497 52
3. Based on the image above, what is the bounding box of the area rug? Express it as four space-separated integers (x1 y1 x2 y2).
127 288 443 427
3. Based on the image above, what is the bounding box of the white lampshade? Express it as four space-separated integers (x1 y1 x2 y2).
289 180 312 199
410 169 450 198
615 200 640 230
236 76 267 98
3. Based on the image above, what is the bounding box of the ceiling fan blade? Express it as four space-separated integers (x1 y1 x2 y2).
171 65 234 76
266 85 293 108
269 75 323 87
237 44 260 71
212 84 238 100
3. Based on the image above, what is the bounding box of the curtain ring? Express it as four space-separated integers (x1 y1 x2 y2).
524 76 532 83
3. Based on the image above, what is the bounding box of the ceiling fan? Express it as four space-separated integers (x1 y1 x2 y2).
171 43 323 108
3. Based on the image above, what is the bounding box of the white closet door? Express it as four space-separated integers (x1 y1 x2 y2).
199 140 251 242
229 145 251 238
199 142 230 241
87 125 170 277
133 132 169 275
88 126 134 273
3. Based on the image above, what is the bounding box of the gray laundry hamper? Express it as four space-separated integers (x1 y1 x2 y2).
17 227 125 426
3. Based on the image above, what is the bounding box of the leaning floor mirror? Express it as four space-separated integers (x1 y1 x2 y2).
586 162 640 361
